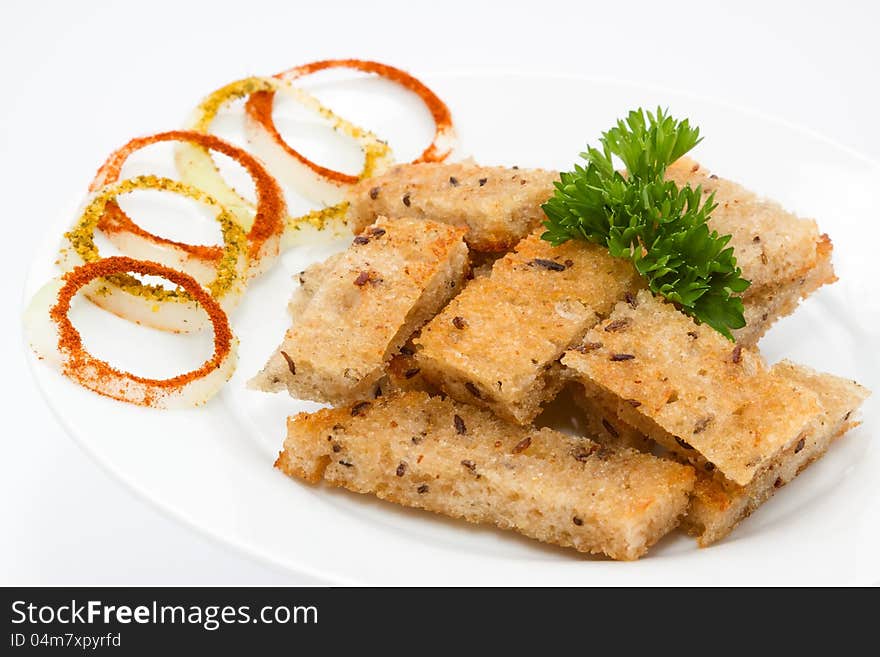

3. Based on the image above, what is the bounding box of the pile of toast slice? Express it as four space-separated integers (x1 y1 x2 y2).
252 158 868 560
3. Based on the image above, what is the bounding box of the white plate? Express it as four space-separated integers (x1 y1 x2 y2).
23 73 880 585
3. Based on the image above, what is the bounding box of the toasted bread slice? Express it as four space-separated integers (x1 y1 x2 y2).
250 216 469 404
683 361 869 545
380 341 436 396
346 162 558 252
350 160 834 343
735 235 835 344
414 230 642 425
567 380 654 452
277 391 695 560
666 158 836 298
562 291 827 486
286 253 342 319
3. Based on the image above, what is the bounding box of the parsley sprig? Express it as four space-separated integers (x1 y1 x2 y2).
541 108 750 340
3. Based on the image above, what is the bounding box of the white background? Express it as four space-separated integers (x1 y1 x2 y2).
2 0 878 585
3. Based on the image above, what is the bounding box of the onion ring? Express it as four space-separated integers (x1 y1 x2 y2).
176 76 392 213
25 256 237 408
61 175 247 332
91 130 285 278
246 59 455 175
279 203 351 249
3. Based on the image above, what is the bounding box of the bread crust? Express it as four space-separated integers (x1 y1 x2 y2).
346 162 558 252
277 391 695 560
250 216 468 404
414 230 641 424
735 234 835 345
352 159 835 331
563 291 827 486
565 380 654 452
666 158 835 297
682 361 869 545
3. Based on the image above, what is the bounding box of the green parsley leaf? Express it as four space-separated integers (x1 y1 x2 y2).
541 107 750 340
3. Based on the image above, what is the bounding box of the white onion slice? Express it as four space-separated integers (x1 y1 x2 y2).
60 175 248 333
259 58 456 165
175 76 392 224
24 257 237 408
91 130 286 281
